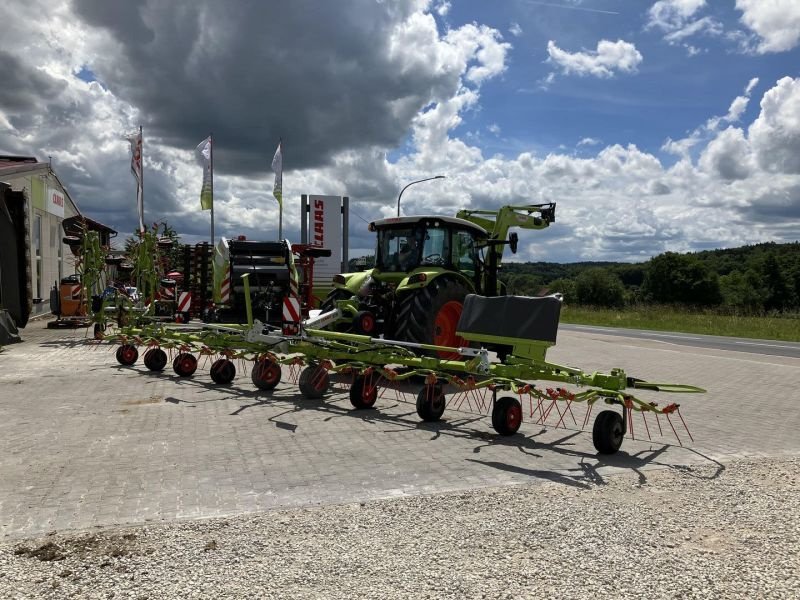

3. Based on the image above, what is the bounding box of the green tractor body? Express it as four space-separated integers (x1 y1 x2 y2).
322 204 555 356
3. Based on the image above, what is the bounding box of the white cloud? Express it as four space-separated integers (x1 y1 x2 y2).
488 123 500 135
749 77 800 173
434 0 451 17
698 126 753 181
546 39 643 78
647 0 723 54
577 137 601 147
736 0 800 53
509 22 522 37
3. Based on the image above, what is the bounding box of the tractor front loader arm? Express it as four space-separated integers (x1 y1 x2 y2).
456 203 556 245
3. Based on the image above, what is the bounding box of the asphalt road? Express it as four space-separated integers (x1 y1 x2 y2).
559 323 800 359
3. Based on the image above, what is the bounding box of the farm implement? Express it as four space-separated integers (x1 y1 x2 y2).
105 281 705 455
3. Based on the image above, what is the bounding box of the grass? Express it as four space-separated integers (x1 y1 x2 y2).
560 305 800 342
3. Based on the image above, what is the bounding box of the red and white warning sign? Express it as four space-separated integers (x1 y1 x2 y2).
178 292 191 313
283 295 301 323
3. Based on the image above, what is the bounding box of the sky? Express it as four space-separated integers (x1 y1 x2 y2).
1 0 799 263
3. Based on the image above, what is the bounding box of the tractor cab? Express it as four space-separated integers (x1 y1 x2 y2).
371 216 487 285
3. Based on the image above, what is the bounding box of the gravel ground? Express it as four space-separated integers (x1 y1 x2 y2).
1 456 798 600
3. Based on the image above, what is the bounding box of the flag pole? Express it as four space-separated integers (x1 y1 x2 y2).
139 125 144 233
210 132 215 246
279 138 283 240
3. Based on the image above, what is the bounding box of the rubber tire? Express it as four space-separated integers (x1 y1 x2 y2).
491 396 523 436
394 277 472 359
320 288 353 312
172 353 197 377
251 358 282 390
352 310 376 335
592 410 625 455
143 348 168 372
116 344 138 366
210 359 236 384
298 365 330 399
416 384 446 422
349 375 378 409
93 323 105 340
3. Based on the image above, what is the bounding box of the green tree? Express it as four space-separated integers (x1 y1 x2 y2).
575 268 625 307
547 278 577 303
762 253 789 312
643 252 722 306
720 270 763 313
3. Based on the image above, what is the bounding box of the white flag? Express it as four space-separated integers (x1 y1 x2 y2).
196 136 213 211
125 128 144 233
271 141 282 208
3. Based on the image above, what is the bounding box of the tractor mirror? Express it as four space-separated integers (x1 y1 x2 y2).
509 232 518 254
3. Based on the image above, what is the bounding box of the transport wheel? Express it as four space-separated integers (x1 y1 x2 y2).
416 384 446 422
116 344 138 366
298 364 330 399
251 358 282 390
349 375 378 409
210 358 236 384
592 410 625 454
143 348 168 372
172 353 198 377
394 277 472 359
491 396 523 436
352 310 376 335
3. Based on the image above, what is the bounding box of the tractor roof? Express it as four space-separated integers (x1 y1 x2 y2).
369 215 487 236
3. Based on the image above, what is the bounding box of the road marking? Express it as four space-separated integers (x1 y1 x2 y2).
733 341 800 350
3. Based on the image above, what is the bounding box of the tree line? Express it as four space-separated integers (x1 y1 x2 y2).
500 241 800 314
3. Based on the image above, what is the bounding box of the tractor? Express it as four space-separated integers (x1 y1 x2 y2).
320 203 556 357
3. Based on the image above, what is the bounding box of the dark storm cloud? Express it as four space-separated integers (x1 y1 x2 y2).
0 50 65 112
71 0 456 176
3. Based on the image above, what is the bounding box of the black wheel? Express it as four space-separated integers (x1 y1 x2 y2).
491 396 523 436
143 348 168 372
251 358 282 390
592 410 625 454
394 277 472 359
349 375 378 409
320 288 352 313
210 358 236 384
416 384 446 422
298 364 330 398
93 323 105 340
116 344 138 366
172 353 197 377
352 310 376 335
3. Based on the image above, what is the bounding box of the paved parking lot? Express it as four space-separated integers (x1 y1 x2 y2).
1 319 799 540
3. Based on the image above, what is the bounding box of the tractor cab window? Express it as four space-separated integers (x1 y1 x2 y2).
451 229 479 274
377 227 423 272
420 227 448 267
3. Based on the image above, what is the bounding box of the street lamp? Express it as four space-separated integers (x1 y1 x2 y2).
396 175 446 217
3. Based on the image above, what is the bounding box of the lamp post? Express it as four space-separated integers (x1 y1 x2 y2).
396 175 445 217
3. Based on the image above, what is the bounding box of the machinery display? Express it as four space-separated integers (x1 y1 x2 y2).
320 204 556 358
62 214 704 454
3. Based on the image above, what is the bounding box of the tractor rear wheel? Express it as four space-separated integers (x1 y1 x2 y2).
394 277 472 359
